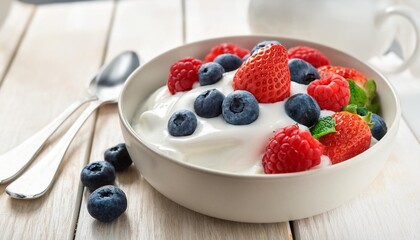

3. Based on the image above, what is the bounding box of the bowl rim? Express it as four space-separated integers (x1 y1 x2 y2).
118 34 401 180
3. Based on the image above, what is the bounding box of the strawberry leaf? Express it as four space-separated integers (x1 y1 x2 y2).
310 116 336 139
347 79 367 107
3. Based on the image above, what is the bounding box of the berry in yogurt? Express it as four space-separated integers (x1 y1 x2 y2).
133 40 388 174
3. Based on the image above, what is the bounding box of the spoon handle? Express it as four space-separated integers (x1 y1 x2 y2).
6 100 104 199
0 97 95 184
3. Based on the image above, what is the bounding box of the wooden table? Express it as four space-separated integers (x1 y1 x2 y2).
0 0 420 239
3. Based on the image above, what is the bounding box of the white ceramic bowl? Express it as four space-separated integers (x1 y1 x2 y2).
118 36 401 223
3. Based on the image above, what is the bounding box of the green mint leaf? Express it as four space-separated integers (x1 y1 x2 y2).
347 79 367 107
310 116 336 139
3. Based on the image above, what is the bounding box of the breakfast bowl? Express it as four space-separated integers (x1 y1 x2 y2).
118 35 400 223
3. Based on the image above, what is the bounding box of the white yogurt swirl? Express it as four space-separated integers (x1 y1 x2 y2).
132 71 333 174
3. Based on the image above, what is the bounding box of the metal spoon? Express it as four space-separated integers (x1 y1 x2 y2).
6 51 139 199
0 51 139 184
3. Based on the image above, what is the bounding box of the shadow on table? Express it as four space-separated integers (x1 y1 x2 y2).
19 0 95 5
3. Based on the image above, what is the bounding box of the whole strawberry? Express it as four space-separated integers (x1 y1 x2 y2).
167 57 203 94
319 111 372 164
307 73 350 112
204 43 250 62
317 65 368 87
262 125 324 174
288 46 330 68
233 44 290 103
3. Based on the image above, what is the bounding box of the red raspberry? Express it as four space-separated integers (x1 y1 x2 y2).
307 74 350 112
167 57 203 94
204 43 250 62
262 125 324 174
288 46 330 68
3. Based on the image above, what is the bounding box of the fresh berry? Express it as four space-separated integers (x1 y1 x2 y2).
317 65 368 87
233 44 290 103
198 62 224 86
87 185 127 222
214 53 243 72
307 74 350 112
222 90 259 125
81 161 116 192
104 143 133 171
285 93 320 127
167 57 203 94
318 111 372 164
168 109 198 136
194 89 225 118
262 125 324 174
371 113 387 140
204 43 250 62
250 40 281 55
287 46 330 68
288 58 320 85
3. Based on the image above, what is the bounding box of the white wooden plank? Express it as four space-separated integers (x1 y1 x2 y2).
185 0 252 43
0 2 34 82
0 1 113 239
294 119 420 240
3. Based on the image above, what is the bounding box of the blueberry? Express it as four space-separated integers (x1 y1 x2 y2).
250 40 281 55
168 109 198 136
222 90 259 125
288 58 320 85
371 113 387 140
198 62 224 86
194 89 225 118
104 143 133 171
214 54 243 72
285 93 320 127
242 53 250 62
81 161 116 192
87 185 127 222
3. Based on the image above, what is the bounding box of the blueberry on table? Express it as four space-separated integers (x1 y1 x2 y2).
198 62 224 86
214 53 243 72
168 109 198 136
285 93 320 127
104 143 133 171
250 40 281 55
222 90 259 125
371 113 387 140
194 89 225 118
87 185 127 222
81 161 116 192
289 58 320 85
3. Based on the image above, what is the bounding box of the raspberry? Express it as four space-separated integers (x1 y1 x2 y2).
204 43 250 62
288 46 330 68
262 125 324 174
307 74 350 112
167 57 203 94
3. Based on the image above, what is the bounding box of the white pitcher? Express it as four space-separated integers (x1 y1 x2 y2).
248 0 420 73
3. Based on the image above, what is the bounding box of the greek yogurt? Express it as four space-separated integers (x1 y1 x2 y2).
132 71 334 174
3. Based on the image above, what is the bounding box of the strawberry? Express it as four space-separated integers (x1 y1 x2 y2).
204 43 250 62
287 46 330 68
318 111 372 164
232 44 290 103
317 65 368 87
307 73 350 112
262 125 324 174
167 57 203 94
